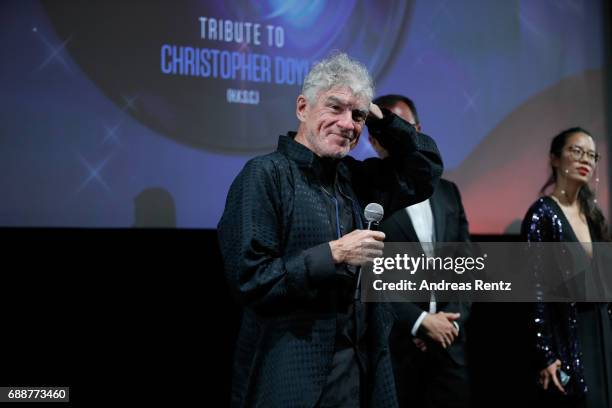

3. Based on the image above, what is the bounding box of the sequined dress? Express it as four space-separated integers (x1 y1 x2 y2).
521 196 612 407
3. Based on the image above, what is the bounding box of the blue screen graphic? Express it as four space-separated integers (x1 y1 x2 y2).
0 0 607 233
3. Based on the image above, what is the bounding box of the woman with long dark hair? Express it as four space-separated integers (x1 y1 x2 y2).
521 127 612 407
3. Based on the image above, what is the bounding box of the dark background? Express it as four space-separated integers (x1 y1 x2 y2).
0 228 534 406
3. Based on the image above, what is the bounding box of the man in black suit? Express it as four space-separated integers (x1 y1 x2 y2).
369 94 472 408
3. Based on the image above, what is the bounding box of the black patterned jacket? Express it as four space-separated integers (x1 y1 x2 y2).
218 112 443 407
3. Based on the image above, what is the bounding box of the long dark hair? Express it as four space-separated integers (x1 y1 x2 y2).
540 127 609 241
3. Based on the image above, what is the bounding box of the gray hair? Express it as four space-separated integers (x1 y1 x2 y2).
302 52 374 105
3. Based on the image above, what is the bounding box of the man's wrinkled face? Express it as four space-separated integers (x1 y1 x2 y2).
296 86 369 159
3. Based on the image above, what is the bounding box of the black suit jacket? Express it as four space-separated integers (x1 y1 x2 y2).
380 178 470 366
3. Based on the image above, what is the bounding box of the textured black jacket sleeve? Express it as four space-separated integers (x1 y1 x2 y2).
217 157 329 310
351 109 443 218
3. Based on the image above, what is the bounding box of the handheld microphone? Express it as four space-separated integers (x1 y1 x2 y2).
364 202 384 229
354 203 384 300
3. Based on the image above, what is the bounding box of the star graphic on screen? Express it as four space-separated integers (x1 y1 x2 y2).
75 153 112 193
33 27 73 73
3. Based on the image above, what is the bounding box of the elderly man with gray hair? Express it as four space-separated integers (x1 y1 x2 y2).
218 52 443 407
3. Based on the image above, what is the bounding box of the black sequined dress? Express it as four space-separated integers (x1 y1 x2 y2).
521 196 612 407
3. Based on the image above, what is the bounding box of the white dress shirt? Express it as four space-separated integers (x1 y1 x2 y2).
406 199 437 336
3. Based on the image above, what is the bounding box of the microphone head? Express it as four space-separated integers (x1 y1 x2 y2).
364 203 384 224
